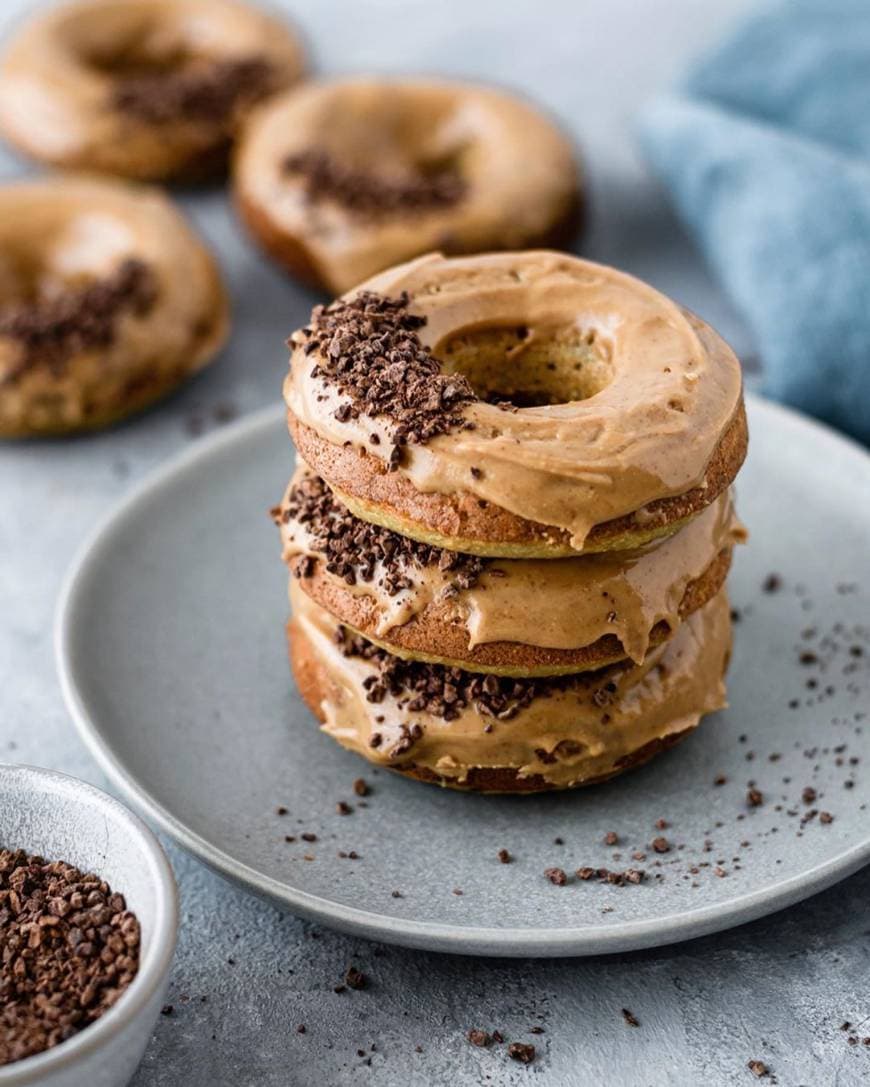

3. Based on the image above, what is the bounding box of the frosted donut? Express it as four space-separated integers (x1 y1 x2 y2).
288 586 732 793
234 78 581 294
285 251 747 557
0 0 306 181
276 468 744 676
0 176 228 437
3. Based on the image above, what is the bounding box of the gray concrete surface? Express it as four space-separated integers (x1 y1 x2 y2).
1 1 868 1083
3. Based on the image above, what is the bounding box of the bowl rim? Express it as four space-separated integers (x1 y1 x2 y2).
0 762 178 1084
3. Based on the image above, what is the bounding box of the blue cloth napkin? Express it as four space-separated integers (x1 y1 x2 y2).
640 0 870 444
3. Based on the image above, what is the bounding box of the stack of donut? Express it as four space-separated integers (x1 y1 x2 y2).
277 250 748 793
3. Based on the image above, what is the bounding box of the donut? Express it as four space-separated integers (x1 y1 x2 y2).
288 585 732 793
0 0 306 181
0 176 228 437
276 467 745 676
234 79 581 294
284 251 748 558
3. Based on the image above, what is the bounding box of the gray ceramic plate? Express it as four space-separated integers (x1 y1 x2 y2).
56 394 870 957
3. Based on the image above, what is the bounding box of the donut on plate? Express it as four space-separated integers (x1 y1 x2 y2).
289 583 732 793
284 251 748 558
0 176 228 437
0 0 306 181
276 466 745 676
234 78 581 294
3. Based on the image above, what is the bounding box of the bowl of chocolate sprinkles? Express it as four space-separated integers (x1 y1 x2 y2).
0 764 177 1087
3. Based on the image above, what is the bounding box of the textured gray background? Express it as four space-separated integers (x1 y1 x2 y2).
1 0 869 1084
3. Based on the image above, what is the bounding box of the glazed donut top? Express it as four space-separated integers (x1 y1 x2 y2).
236 79 579 294
0 176 225 394
292 583 730 789
285 251 744 549
281 467 743 662
0 0 304 165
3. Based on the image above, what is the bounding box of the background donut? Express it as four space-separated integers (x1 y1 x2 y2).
0 0 306 181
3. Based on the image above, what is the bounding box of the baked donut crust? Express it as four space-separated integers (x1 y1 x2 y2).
0 0 306 182
0 176 228 437
288 589 732 793
285 251 747 557
278 469 744 675
234 78 582 294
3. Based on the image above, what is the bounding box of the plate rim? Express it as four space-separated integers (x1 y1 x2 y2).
55 393 870 957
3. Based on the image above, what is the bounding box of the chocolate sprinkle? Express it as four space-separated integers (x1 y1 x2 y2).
0 848 140 1067
0 260 157 385
293 291 476 467
281 472 485 594
334 624 575 724
284 150 466 217
113 57 274 125
508 1042 536 1064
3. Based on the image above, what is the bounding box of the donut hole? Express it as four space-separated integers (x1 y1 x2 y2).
436 324 614 407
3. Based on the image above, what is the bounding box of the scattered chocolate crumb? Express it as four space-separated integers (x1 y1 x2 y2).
336 801 352 816
391 890 403 898
544 867 568 886
714 774 728 786
604 831 619 846
0 848 141 1067
353 778 370 797
284 150 467 218
292 291 476 467
161 1004 174 1016
747 788 764 808
296 1024 306 1034
276 806 288 815
301 832 317 843
508 1042 536 1064
113 57 274 125
282 472 486 595
801 787 817 805
497 849 512 864
529 1026 545 1034
622 1008 640 1027
343 969 363 995
492 1030 504 1043
819 811 834 824
467 1029 491 1048
0 259 157 384
651 837 671 854
762 574 781 593
747 1059 770 1078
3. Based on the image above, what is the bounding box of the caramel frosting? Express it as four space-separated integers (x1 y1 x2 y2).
235 79 579 294
290 584 731 789
284 251 745 549
0 176 227 435
280 465 744 664
0 0 305 179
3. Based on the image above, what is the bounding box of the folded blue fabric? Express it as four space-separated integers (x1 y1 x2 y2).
640 0 870 444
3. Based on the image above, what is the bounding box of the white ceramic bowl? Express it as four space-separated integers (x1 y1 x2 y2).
0 764 178 1087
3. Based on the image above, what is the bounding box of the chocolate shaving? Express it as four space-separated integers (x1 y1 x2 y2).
281 472 485 594
0 848 140 1067
293 291 476 467
112 57 274 125
0 259 157 385
283 149 466 217
334 624 578 724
